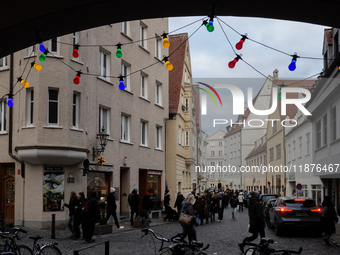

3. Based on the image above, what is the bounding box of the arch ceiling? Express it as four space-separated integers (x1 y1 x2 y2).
1 0 338 58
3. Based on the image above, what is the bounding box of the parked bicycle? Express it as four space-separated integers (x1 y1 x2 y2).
244 238 302 255
0 227 61 255
141 228 209 255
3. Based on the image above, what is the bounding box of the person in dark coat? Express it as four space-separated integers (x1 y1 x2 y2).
164 190 170 206
195 194 206 225
203 193 210 223
107 188 124 229
85 191 100 243
181 194 197 245
76 192 87 240
239 191 265 253
142 192 154 222
209 193 217 222
174 192 185 214
130 187 140 226
63 191 79 239
223 191 229 208
230 193 239 219
216 193 226 222
321 196 339 245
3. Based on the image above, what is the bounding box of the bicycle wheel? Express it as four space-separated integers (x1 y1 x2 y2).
38 245 62 255
244 247 262 255
17 245 33 255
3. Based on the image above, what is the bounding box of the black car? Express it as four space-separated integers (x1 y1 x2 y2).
264 198 277 229
259 194 278 206
268 196 321 236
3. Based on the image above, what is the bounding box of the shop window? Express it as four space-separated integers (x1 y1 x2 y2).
148 174 161 209
87 172 110 214
43 172 64 212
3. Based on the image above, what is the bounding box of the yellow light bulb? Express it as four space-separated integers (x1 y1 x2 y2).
21 80 29 88
163 38 170 48
166 61 173 71
34 63 42 71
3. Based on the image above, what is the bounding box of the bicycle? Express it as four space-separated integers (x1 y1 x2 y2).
141 228 210 255
0 227 62 255
244 238 302 255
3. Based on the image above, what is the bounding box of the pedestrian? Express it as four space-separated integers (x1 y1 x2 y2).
85 191 100 243
223 191 229 208
196 194 205 225
180 193 197 245
174 192 185 214
321 196 339 245
238 192 244 212
238 191 265 253
72 192 84 240
128 187 140 226
216 193 226 222
142 192 154 222
230 193 239 219
209 193 217 222
77 192 87 240
203 193 210 224
107 187 124 229
243 191 248 208
63 191 79 239
164 190 171 206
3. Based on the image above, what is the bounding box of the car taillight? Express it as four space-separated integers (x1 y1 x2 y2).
279 208 292 212
294 199 306 201
311 208 321 212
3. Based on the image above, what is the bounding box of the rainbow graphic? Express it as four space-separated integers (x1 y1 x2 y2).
197 82 222 106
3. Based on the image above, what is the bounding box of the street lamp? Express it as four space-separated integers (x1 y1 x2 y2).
93 127 109 161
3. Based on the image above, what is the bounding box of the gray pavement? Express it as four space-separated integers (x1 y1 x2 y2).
4 207 340 254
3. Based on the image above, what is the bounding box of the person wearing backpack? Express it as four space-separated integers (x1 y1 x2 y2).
142 192 154 222
84 191 100 243
129 187 140 226
107 187 124 229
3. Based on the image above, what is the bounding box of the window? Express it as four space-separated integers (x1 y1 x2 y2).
72 93 80 128
0 57 7 69
323 114 327 145
121 62 131 90
292 141 296 160
49 38 59 54
276 144 281 160
156 126 162 149
99 107 110 135
0 99 6 132
121 21 130 36
99 50 110 79
234 151 236 159
306 133 310 155
27 46 34 56
185 131 189 146
218 161 223 166
269 147 274 162
182 129 184 145
298 137 302 158
180 94 183 106
121 114 130 142
211 151 215 156
155 36 161 59
73 32 80 46
140 121 148 146
140 23 147 49
185 98 189 112
140 74 147 98
211 162 215 166
234 137 236 144
178 126 181 144
311 185 322 206
219 150 222 156
260 157 262 165
26 89 34 126
230 138 233 146
301 185 308 197
288 144 291 162
263 155 266 165
219 141 222 147
272 120 277 133
332 107 337 141
316 120 321 148
48 89 58 125
155 82 162 105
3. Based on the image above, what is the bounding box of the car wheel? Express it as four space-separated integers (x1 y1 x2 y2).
274 219 282 236
266 219 274 229
163 217 166 221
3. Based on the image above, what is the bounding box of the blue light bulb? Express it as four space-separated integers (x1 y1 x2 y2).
39 43 45 53
209 20 213 26
288 60 296 71
119 80 125 90
7 98 13 107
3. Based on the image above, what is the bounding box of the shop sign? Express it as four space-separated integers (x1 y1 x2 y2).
45 167 63 171
148 171 161 175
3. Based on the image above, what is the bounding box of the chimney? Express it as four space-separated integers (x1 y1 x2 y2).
273 69 279 80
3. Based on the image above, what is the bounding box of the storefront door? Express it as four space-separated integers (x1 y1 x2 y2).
0 164 15 223
87 171 110 214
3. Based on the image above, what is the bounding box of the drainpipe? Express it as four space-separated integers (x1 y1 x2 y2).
8 53 25 226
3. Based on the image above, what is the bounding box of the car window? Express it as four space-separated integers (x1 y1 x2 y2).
262 195 278 203
284 199 316 208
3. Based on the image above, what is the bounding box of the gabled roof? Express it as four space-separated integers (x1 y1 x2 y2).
168 33 188 114
245 141 267 160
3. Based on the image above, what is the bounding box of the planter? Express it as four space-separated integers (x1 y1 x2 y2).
94 224 112 235
133 220 149 228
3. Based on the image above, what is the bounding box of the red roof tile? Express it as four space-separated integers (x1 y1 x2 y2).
325 28 333 45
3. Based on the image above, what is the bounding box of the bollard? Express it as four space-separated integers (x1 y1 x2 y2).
51 214 56 239
0 212 4 232
105 240 109 255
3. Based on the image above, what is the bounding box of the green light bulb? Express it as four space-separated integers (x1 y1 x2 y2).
116 48 122 58
207 25 214 32
39 53 47 62
278 89 281 100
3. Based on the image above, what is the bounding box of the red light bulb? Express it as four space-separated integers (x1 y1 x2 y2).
228 59 237 69
73 49 79 58
73 75 80 84
236 40 244 50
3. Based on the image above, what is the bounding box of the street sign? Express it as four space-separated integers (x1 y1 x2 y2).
296 183 302 190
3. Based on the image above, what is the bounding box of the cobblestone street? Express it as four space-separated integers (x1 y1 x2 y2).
10 206 340 255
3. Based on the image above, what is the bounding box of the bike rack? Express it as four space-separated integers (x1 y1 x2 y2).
73 240 109 255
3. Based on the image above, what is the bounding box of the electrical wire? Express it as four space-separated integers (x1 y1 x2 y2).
216 18 237 55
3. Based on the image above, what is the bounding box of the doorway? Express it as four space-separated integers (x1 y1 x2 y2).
0 164 15 223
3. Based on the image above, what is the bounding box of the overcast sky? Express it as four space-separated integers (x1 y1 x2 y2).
169 16 326 136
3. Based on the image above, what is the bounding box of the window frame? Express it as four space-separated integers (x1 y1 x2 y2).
72 92 80 129
121 62 131 91
0 57 7 69
140 73 148 99
48 88 59 125
323 114 327 146
121 21 130 36
331 107 337 141
140 23 148 49
26 88 34 126
185 131 189 146
140 120 148 146
156 125 162 149
121 114 130 142
155 35 162 59
0 99 6 132
276 144 281 160
269 147 274 162
99 49 110 80
155 81 162 105
99 106 110 135
316 120 321 149
49 37 60 55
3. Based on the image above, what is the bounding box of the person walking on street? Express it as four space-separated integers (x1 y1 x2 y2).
238 192 244 212
164 190 171 207
129 187 140 226
174 192 185 214
223 191 229 208
321 196 339 245
107 188 124 229
142 192 154 222
72 192 85 240
85 191 100 243
217 193 226 222
77 192 87 240
230 193 239 219
180 194 197 245
239 191 265 253
209 193 217 222
243 191 248 208
203 193 210 224
63 191 79 239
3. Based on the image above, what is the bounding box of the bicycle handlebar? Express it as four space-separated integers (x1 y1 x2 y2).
272 247 303 254
141 229 171 242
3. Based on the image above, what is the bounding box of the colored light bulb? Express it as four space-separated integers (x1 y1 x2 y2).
39 53 47 62
33 63 42 71
116 48 122 58
163 38 170 48
20 79 29 88
288 60 296 71
73 75 80 84
236 40 244 50
207 20 214 32
166 61 173 71
73 48 79 58
228 55 241 69
278 89 281 100
119 78 125 90
7 98 13 107
39 43 45 53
